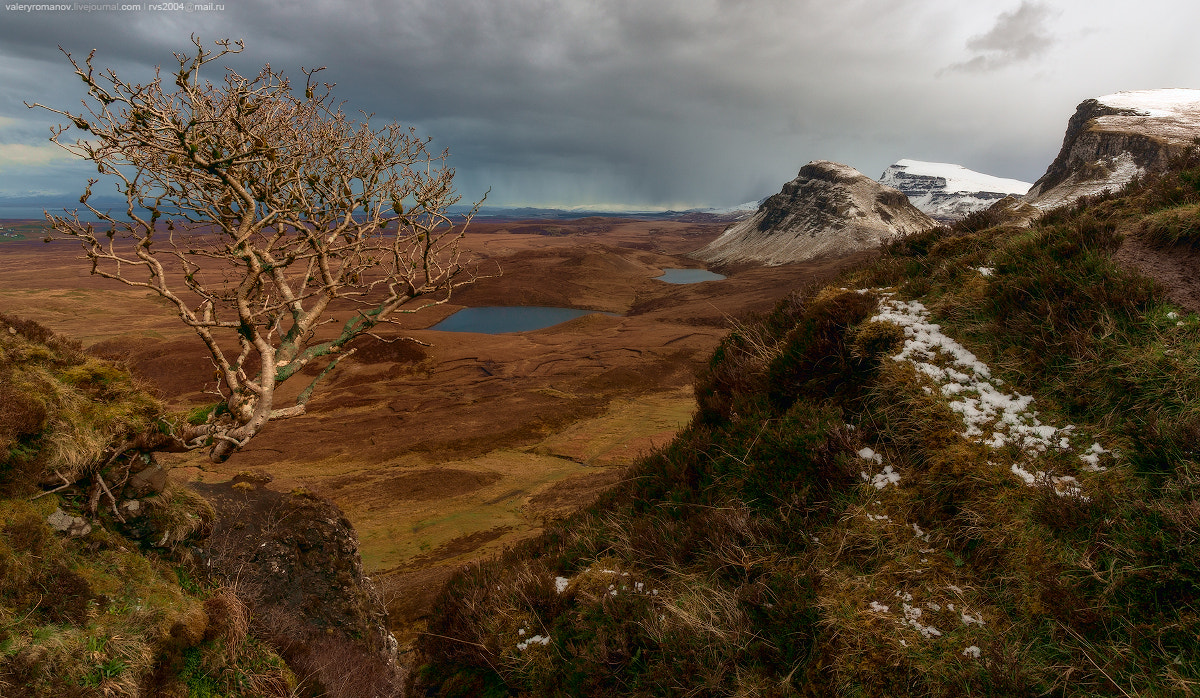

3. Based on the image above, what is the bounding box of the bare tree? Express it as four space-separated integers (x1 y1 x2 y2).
30 37 484 462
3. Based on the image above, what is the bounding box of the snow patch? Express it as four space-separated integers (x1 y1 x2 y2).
1097 89 1200 118
871 465 901 490
902 603 942 638
869 293 1109 495
1080 442 1112 472
884 159 1031 195
858 447 883 464
516 633 551 651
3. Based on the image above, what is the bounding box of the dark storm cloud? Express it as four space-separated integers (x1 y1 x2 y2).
2 0 1199 208
945 2 1056 73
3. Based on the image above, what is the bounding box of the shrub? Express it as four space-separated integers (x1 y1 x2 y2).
1142 203 1200 247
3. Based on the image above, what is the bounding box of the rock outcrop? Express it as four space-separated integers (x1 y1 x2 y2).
693 161 936 266
983 195 1042 228
879 159 1031 221
1024 89 1200 209
194 473 404 696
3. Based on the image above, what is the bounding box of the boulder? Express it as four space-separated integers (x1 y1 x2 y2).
46 508 91 537
192 475 403 695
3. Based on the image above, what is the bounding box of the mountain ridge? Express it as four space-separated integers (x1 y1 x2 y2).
1024 89 1200 209
693 160 936 266
879 159 1031 221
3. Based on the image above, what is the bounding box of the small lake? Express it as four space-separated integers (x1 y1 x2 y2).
430 306 616 334
655 268 726 284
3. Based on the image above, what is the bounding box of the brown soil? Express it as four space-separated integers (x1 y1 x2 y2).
1114 230 1200 313
0 217 872 648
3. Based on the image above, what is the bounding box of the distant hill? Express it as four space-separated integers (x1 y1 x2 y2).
693 160 936 265
879 159 1031 221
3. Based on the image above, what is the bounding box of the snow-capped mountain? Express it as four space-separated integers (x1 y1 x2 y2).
693 161 936 266
704 199 766 216
878 160 1031 221
1025 89 1200 209
669 198 767 223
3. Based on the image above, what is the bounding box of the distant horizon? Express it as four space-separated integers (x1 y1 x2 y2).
0 200 731 222
0 153 1045 220
0 196 758 221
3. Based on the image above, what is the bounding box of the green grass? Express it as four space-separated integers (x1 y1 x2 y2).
0 316 294 695
415 158 1200 696
0 311 163 494
1142 203 1200 247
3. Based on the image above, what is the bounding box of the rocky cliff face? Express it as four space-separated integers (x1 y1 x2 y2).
879 159 1031 221
693 161 936 266
1025 89 1200 209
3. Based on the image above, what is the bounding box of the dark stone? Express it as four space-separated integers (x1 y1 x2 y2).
191 479 402 695
127 458 170 497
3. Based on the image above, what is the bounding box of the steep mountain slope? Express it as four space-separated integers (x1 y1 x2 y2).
416 163 1200 697
879 159 1031 221
693 161 936 265
1025 89 1200 209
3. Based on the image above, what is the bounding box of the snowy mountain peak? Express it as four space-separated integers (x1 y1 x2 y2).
879 160 1031 221
886 160 1031 196
1096 89 1200 118
705 198 767 215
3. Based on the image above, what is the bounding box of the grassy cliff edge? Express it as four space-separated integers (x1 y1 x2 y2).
416 159 1200 696
0 316 294 696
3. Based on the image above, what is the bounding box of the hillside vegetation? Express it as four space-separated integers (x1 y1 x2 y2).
0 316 293 696
416 157 1200 696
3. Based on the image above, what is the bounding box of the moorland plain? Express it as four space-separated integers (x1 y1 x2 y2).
0 216 870 644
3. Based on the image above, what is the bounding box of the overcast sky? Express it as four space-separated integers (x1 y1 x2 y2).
1 0 1198 210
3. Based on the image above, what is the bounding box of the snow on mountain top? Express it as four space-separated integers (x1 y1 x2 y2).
809 160 868 180
706 199 764 214
887 160 1031 195
1097 89 1200 118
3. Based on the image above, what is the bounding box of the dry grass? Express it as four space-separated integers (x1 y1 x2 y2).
0 316 297 696
0 313 161 494
416 162 1200 696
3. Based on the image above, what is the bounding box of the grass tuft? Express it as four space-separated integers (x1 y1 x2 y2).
0 317 295 695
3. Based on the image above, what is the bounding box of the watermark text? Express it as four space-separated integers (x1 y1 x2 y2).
5 2 225 12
